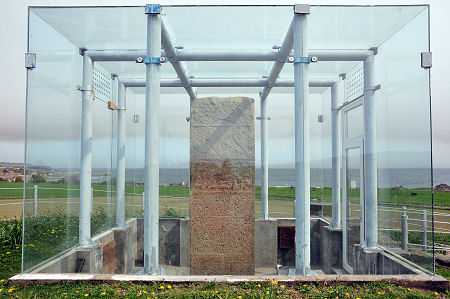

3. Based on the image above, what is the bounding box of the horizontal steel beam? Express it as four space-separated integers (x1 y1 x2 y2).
120 78 336 88
85 49 371 62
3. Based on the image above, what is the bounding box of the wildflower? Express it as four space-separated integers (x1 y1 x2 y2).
303 284 307 287
7 288 15 293
270 280 278 286
62 293 68 295
0 279 4 283
435 292 439 295
257 284 261 288
160 285 164 289
266 290 270 294
143 290 147 293
101 292 106 296
76 291 79 294
6 252 10 255
167 285 171 289
407 288 411 291
84 294 89 297
345 293 350 298
280 285 285 290
378 292 383 295
0 289 2 292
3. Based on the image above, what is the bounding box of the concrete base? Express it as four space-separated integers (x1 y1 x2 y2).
9 273 449 291
353 245 425 275
254 219 277 268
27 217 431 277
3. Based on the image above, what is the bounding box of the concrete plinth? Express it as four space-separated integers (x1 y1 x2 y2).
255 219 277 268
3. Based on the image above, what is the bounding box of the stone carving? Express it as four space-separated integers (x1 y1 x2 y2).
190 97 255 275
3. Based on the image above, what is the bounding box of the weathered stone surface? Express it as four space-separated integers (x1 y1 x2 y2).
190 97 255 275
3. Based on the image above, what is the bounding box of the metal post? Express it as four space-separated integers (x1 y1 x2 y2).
294 5 310 275
79 53 94 248
260 98 269 219
422 210 427 251
144 7 161 275
363 52 378 249
330 81 341 229
116 81 126 228
401 206 408 251
33 185 38 217
142 192 145 211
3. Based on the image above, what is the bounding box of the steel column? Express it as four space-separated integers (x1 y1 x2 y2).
260 98 269 219
79 53 94 248
330 81 341 229
294 10 310 275
143 11 161 275
363 52 378 249
116 81 127 228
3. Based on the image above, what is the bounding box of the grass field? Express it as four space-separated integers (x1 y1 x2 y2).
1 182 448 207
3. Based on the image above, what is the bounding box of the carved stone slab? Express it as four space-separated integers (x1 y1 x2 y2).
190 97 255 275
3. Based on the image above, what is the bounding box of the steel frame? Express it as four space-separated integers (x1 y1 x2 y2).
76 4 380 276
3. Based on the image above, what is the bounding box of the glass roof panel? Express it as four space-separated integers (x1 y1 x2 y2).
31 5 427 82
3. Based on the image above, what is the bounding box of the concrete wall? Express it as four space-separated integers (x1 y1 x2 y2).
32 217 425 276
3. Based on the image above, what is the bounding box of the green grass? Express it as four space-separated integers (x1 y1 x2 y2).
2 183 448 208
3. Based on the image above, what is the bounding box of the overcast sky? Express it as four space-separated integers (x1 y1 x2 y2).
0 0 449 169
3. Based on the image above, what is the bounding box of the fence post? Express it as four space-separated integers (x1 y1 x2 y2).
401 206 408 251
33 185 38 217
422 210 427 251
142 192 145 211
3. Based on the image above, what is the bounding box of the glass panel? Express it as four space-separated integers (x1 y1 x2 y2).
374 8 433 273
23 5 431 276
346 147 362 270
23 11 82 272
346 104 363 138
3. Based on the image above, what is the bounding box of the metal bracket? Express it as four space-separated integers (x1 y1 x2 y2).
111 74 118 80
365 84 381 92
369 47 378 55
294 4 310 14
136 56 166 64
339 73 346 80
76 85 94 92
133 114 140 123
421 52 432 68
79 48 86 56
25 53 36 69
256 116 271 121
145 4 161 14
286 56 318 63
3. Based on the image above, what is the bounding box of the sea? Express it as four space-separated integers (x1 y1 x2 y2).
90 168 450 189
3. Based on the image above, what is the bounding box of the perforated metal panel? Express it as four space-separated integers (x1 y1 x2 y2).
344 62 364 102
93 64 112 102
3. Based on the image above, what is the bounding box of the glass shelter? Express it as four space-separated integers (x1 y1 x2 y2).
21 4 434 276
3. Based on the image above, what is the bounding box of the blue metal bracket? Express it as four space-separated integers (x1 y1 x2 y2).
145 4 161 14
136 56 167 64
286 56 318 63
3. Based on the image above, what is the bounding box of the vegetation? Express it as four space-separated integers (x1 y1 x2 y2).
0 216 449 298
1 182 448 208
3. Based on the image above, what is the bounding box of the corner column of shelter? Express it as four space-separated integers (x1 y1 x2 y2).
143 4 162 275
293 4 311 275
79 50 94 248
